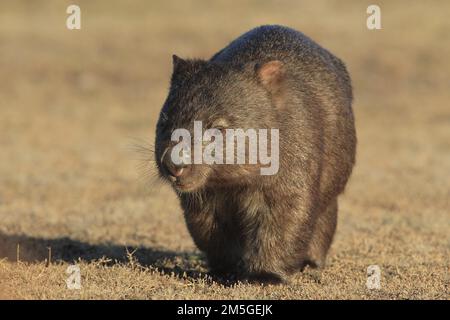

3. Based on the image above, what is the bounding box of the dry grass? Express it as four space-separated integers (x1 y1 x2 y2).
0 0 449 299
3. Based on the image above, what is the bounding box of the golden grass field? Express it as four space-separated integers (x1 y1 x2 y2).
0 0 449 299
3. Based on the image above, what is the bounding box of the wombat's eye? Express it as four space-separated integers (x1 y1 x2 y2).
211 118 229 130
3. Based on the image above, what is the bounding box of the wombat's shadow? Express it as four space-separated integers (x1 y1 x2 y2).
0 231 230 284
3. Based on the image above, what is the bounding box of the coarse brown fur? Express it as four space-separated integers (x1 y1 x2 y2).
154 25 356 282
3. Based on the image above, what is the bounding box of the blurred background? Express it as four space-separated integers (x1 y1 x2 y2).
0 0 448 299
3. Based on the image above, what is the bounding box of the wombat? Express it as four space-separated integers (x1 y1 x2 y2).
154 25 356 282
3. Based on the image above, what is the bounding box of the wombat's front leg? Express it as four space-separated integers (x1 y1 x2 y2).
182 204 244 276
238 199 316 283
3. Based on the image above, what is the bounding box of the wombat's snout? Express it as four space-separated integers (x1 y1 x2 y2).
161 146 186 179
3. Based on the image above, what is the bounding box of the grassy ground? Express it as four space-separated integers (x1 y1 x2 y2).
0 0 449 299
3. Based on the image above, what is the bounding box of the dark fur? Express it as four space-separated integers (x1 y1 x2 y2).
154 25 356 282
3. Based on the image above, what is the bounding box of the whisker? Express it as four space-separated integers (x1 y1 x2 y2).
126 137 166 191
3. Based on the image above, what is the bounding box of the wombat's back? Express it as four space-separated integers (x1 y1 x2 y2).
211 25 351 99
212 25 333 62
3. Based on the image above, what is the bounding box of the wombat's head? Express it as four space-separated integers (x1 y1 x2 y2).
155 55 285 193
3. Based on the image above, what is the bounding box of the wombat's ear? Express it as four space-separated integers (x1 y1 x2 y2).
256 60 285 89
256 61 286 109
170 55 206 86
172 54 187 71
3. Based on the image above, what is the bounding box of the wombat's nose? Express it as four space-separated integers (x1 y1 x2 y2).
161 148 186 178
166 162 185 177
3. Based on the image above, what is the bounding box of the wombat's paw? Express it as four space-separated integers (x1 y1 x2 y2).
300 258 325 271
244 271 287 285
